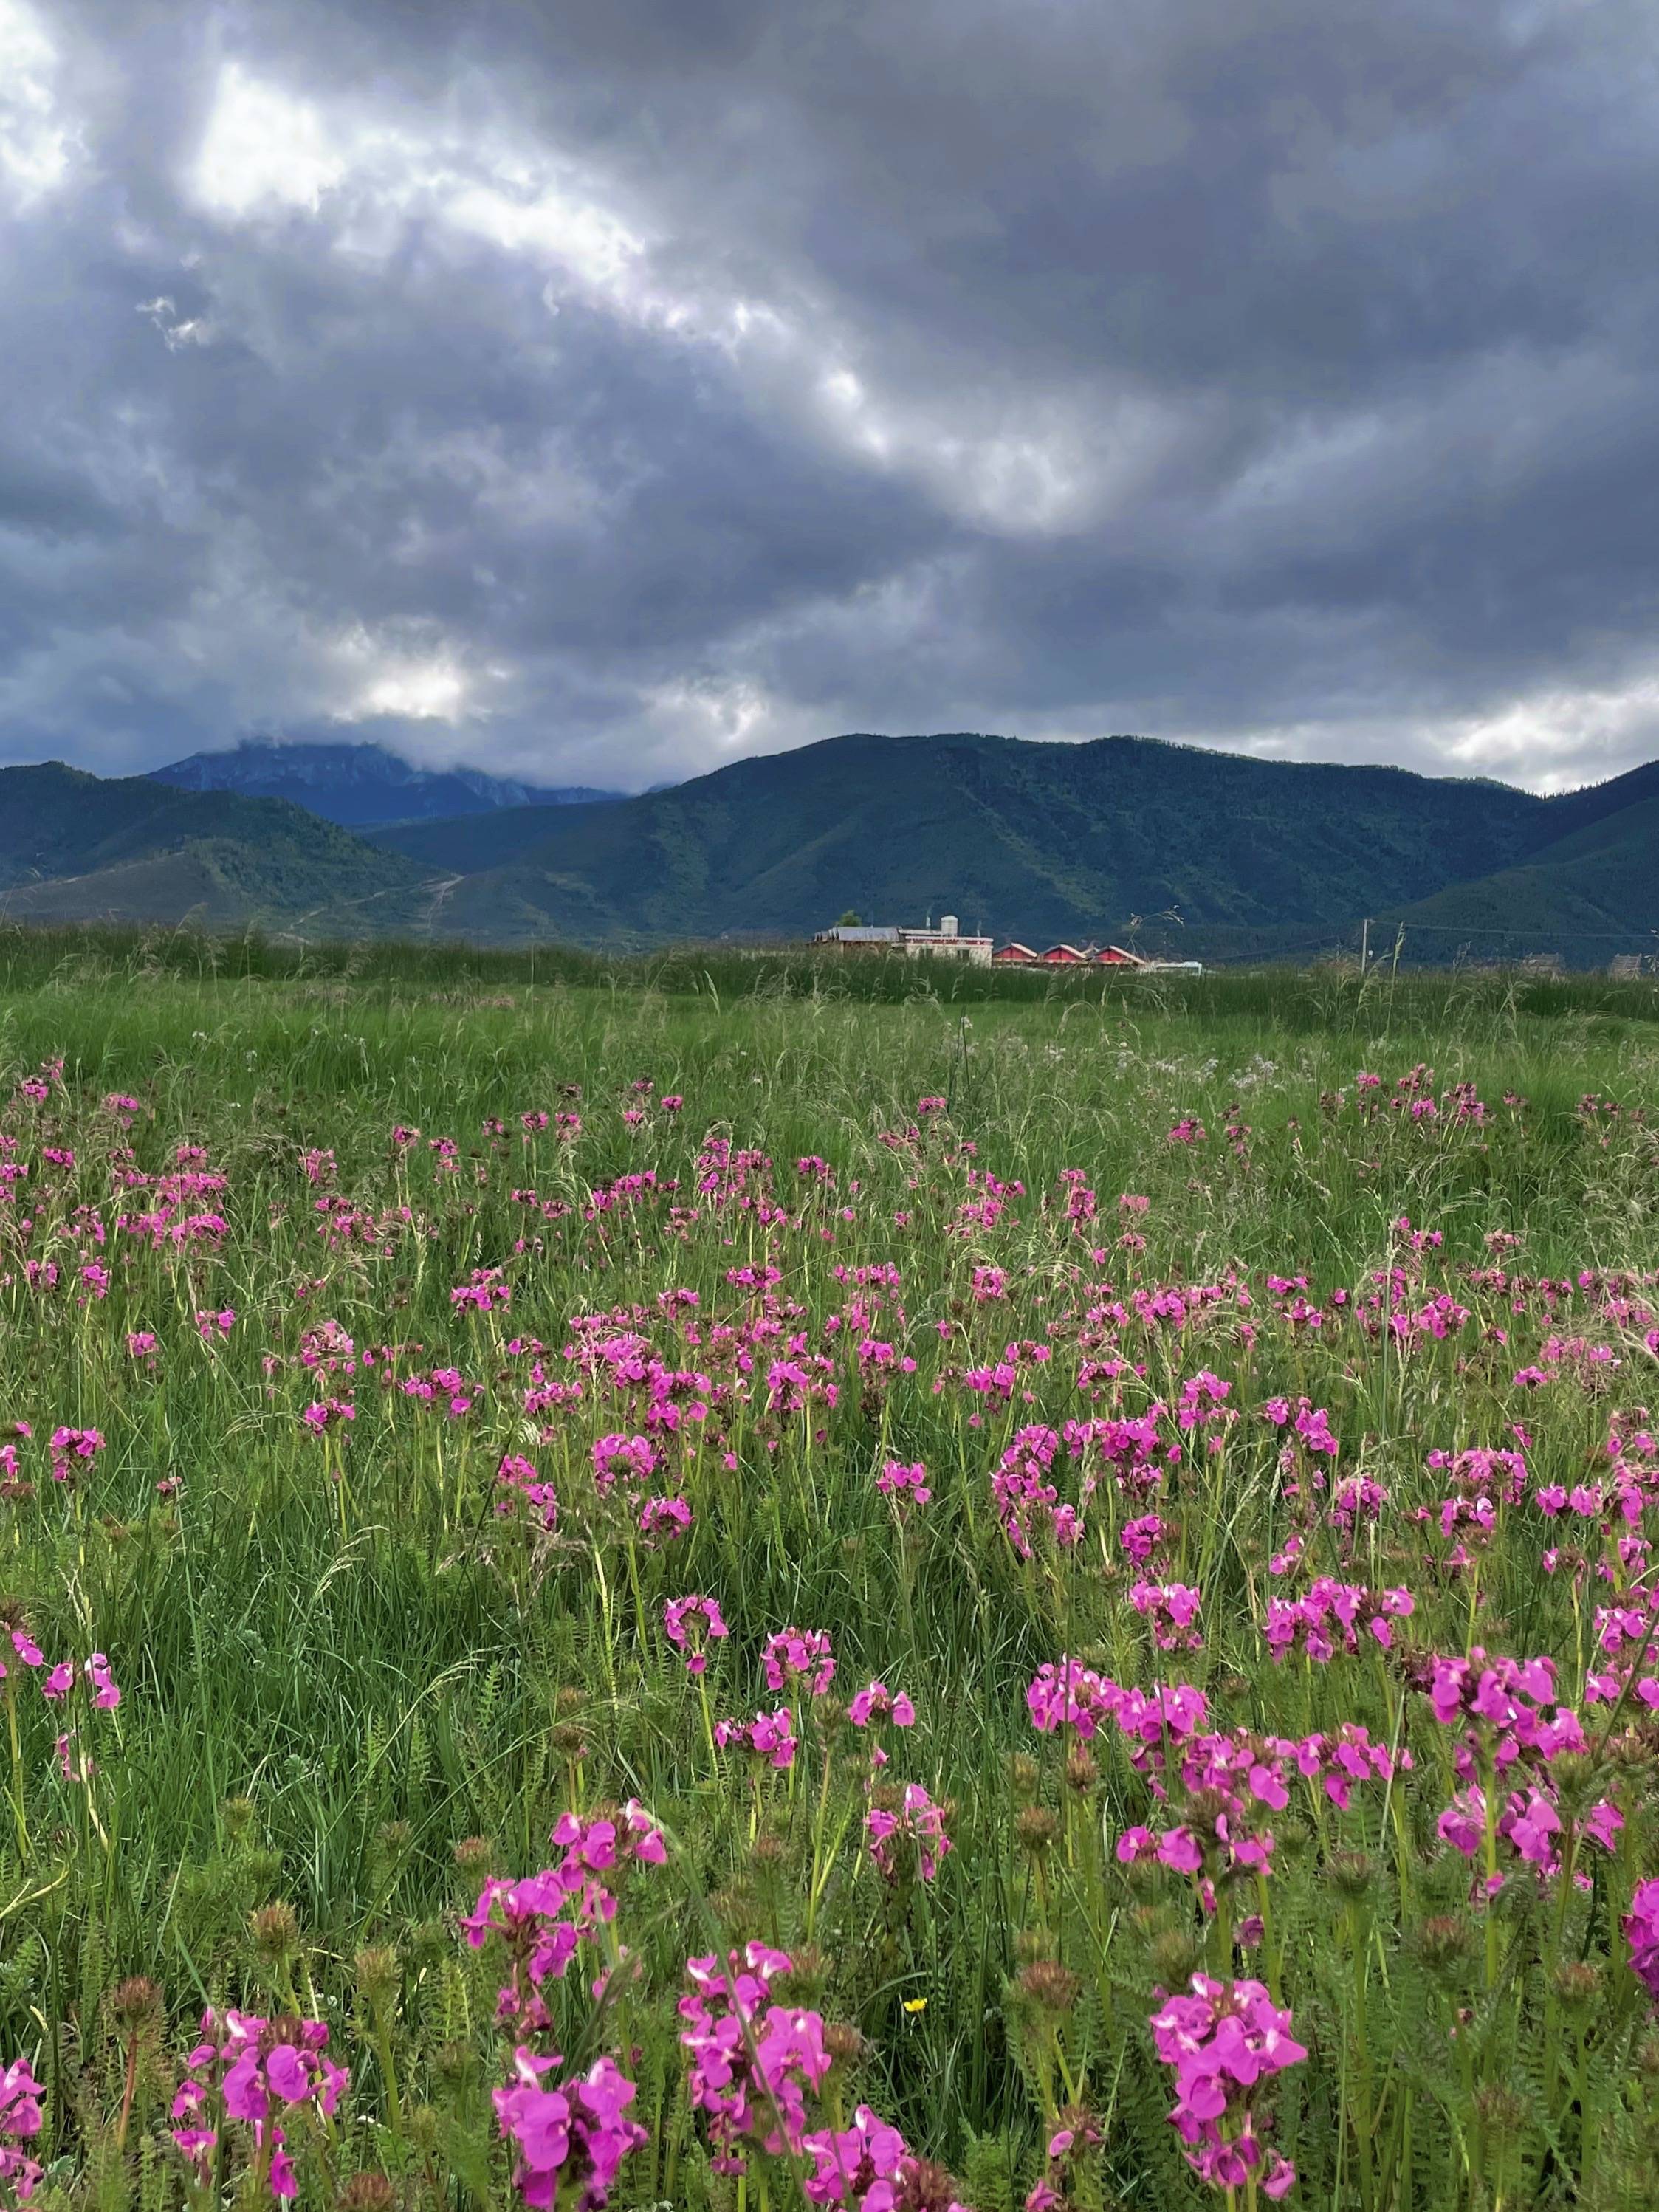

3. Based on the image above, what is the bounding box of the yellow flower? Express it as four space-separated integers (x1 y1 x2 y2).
902 1997 927 2015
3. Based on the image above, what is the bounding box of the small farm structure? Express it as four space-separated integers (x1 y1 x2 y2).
819 924 1200 975
815 914 994 967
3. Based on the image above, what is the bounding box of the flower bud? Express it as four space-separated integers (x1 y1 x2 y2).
354 1946 399 2007
250 1901 300 1965
1015 1960 1081 2014
1552 1962 1599 2013
108 1976 162 2031
1329 1849 1373 1897
899 2159 968 2212
1471 2084 1528 2134
406 2106 440 2154
433 2039 473 2087
221 1796 258 1844
339 2177 394 2212
1548 1752 1598 1816
824 2021 866 2070
410 1920 450 1970
1120 1855 1167 1899
1415 1914 1472 1976
1150 1930 1202 1987
1015 1807 1060 1855
778 1943 827 1999
1009 1753 1040 1801
244 1847 283 1893
1064 1746 1099 1795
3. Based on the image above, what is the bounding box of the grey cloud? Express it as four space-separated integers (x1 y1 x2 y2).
4 0 1658 792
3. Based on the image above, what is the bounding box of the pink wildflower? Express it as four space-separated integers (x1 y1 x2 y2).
763 1628 835 1698
494 2047 648 2208
662 1595 729 1675
867 1782 952 1882
0 2055 44 2203
1148 1975 1304 2198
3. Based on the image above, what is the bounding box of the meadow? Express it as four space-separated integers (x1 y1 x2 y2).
2 936 1659 2211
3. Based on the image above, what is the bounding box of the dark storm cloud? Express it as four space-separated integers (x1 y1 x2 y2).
3 0 1658 790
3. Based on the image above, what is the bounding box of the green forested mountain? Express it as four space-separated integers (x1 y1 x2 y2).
3 738 1656 961
372 732 1551 949
1381 763 1659 961
0 764 433 935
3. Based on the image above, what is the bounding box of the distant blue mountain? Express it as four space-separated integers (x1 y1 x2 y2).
149 739 623 828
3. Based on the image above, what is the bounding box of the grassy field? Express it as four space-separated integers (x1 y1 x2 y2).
2 941 1659 2210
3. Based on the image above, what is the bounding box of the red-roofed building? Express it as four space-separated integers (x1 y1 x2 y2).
1095 944 1147 966
1040 944 1087 964
992 942 1037 964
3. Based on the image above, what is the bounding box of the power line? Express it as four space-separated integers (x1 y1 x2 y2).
1378 920 1659 945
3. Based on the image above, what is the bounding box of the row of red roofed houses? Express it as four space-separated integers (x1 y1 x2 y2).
992 941 1204 971
813 916 1202 973
993 940 1143 966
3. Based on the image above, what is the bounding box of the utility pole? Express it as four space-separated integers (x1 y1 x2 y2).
1359 918 1370 972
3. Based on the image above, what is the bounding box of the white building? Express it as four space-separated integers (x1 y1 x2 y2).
815 913 995 966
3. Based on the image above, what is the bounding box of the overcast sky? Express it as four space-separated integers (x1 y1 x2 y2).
3 0 1657 794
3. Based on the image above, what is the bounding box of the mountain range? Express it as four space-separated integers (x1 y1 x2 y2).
149 738 622 827
1 733 1655 965
0 763 433 935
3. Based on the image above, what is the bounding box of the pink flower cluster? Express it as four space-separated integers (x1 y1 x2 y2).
1119 1511 1167 1565
876 1458 932 1511
0 2057 44 2202
1260 1581 1414 1662
1260 1396 1339 1472
763 1627 835 1697
867 1782 952 1883
1148 1975 1305 2198
592 1432 656 1492
638 1494 692 1544
715 1707 798 1768
1026 1659 1208 1754
1130 1579 1203 1652
1423 1651 1581 1773
678 1944 830 2171
992 1427 1088 1557
1626 1877 1659 2002
497 1452 558 1531
848 1680 915 1731
463 1807 666 2029
1436 1783 1621 1878
48 1425 103 1483
4 1632 121 1780
171 2010 348 2198
493 2046 647 2209
802 2102 973 2212
1421 1649 1625 1884
662 1593 729 1674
